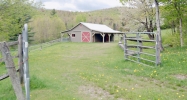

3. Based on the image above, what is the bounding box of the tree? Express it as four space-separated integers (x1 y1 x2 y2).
0 0 38 41
164 0 187 47
160 0 187 47
51 9 56 16
120 0 156 39
113 23 116 30
75 14 86 23
120 0 164 51
155 0 164 51
29 15 66 44
161 6 177 33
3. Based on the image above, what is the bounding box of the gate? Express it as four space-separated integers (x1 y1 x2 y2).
123 32 160 66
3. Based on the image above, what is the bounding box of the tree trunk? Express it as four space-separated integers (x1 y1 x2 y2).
145 17 154 40
179 18 183 47
155 0 164 51
148 20 154 40
172 21 176 34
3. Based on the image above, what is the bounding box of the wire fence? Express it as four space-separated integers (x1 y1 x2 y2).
29 37 70 52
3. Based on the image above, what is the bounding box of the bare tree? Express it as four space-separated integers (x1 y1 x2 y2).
121 0 156 39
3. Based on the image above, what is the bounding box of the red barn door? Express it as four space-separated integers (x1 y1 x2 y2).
82 32 90 42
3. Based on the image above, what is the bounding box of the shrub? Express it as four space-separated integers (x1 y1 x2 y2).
163 33 180 47
30 75 46 90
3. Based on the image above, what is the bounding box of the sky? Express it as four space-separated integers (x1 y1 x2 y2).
35 0 123 11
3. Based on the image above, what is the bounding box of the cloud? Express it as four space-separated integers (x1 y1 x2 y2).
34 0 122 11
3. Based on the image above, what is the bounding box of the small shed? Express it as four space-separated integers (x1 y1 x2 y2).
61 22 121 43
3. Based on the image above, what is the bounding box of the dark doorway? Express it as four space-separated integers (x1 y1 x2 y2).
104 34 114 42
94 34 103 42
94 33 114 42
110 34 114 42
105 34 109 42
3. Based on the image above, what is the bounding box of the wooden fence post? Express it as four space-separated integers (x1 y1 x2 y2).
124 34 128 60
0 42 25 100
156 34 161 66
18 34 24 84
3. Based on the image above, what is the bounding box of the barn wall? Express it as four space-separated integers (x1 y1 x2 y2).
70 24 92 42
71 31 81 42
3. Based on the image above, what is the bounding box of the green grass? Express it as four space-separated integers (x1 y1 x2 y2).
0 42 187 100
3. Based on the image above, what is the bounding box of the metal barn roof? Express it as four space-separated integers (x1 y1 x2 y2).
81 22 120 33
61 22 120 33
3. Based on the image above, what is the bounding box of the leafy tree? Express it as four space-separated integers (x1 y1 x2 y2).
0 0 37 41
51 9 56 16
121 22 125 26
29 15 66 43
75 14 86 23
113 23 116 30
161 0 187 47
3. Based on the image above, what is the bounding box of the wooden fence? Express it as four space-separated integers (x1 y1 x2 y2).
0 35 23 81
29 37 69 52
0 24 29 100
0 34 25 100
119 32 161 67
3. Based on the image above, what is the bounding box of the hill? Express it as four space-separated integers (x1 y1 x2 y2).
56 7 130 31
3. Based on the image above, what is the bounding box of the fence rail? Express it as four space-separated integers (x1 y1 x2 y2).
0 69 19 81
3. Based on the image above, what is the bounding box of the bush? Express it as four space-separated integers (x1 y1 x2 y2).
160 24 171 30
163 33 180 47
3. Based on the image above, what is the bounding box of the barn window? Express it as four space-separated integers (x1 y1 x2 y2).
72 34 75 37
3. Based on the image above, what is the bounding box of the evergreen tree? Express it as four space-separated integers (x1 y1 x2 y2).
51 9 56 16
0 0 37 41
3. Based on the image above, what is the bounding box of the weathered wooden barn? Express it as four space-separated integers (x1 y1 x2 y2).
61 22 121 43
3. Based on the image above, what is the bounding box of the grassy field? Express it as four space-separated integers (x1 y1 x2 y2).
0 42 187 100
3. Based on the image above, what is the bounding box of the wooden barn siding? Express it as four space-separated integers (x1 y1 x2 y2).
71 31 81 42
69 24 92 42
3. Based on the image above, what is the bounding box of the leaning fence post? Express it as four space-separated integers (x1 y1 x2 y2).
18 34 24 84
0 42 25 100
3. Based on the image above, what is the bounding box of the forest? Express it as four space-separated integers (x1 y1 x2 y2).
0 0 187 47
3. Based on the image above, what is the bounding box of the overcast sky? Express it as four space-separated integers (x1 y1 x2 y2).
35 0 123 11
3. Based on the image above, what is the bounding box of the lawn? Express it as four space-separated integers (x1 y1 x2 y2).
0 42 187 100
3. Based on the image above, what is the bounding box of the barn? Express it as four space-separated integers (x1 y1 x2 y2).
61 22 121 43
